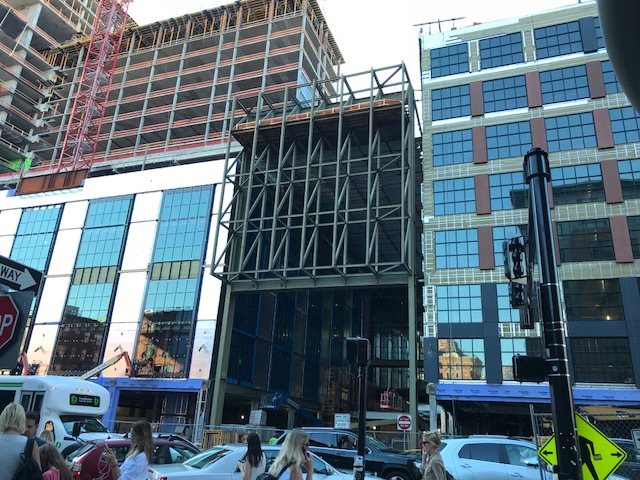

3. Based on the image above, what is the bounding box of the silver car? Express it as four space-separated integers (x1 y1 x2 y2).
147 443 379 480
438 436 630 480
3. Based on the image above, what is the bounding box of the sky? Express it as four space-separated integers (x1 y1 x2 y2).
127 0 584 96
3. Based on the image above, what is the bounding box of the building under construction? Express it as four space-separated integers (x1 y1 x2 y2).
0 0 423 433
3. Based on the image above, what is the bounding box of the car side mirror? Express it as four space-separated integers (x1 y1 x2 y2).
72 422 81 438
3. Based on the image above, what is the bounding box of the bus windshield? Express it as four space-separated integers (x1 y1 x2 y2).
60 415 109 434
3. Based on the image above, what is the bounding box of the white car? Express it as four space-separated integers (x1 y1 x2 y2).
147 443 378 480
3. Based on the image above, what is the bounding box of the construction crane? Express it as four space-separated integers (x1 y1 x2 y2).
56 0 131 174
79 351 132 380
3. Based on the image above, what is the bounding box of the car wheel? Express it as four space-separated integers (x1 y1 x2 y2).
384 470 411 480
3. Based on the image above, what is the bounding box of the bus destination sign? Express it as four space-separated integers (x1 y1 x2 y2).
70 393 101 408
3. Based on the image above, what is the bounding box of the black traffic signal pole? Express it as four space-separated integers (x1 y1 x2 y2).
524 148 582 480
346 337 370 480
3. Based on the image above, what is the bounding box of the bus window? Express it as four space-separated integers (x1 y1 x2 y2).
31 393 44 414
0 390 15 411
20 392 32 411
60 415 109 435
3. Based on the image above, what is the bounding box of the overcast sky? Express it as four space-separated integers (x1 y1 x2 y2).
127 0 584 96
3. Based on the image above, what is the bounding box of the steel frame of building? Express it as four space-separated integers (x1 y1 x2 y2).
209 64 422 426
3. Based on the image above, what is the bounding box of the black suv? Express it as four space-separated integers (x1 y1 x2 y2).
277 427 421 480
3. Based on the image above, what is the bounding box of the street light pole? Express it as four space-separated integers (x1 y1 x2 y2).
346 337 370 480
524 148 582 480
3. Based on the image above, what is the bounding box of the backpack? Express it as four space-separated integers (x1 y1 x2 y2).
12 437 42 480
256 462 292 480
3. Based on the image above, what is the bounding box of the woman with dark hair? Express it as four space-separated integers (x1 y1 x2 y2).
104 420 153 480
40 443 72 480
240 433 266 480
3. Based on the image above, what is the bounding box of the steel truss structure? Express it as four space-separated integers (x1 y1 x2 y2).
209 65 423 426
212 64 421 291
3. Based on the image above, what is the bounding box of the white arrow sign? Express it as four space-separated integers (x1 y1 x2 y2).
0 265 37 291
0 256 42 293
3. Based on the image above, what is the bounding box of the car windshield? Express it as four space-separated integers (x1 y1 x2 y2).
183 447 230 469
365 434 399 452
60 415 109 434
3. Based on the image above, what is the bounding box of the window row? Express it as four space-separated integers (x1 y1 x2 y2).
433 106 640 166
433 61 621 121
429 17 603 79
434 215 640 268
438 336 632 384
433 163 608 215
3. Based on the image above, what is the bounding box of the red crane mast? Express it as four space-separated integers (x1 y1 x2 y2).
56 0 131 173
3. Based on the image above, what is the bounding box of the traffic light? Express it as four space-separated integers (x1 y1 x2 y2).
509 281 526 308
502 237 527 283
512 355 547 383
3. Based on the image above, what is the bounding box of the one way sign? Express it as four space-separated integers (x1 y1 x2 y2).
0 255 42 293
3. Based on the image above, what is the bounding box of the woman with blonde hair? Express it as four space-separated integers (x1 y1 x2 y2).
104 420 153 480
269 428 314 480
421 430 446 480
0 403 41 478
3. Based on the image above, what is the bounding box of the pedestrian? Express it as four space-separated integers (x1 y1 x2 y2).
103 420 153 480
39 443 72 480
0 403 41 478
239 433 266 480
25 411 47 447
39 430 54 445
269 429 314 480
421 431 446 480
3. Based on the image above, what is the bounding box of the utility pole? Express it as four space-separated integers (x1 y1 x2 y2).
347 337 370 480
524 148 582 480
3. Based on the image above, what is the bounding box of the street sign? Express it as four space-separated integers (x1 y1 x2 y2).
632 429 640 451
539 413 627 480
0 294 19 351
397 414 412 431
334 413 350 429
0 255 42 293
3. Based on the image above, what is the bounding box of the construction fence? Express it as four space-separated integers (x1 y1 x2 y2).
531 406 640 480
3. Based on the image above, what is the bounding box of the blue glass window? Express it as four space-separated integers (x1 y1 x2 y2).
628 216 640 258
540 65 589 104
564 279 623 322
571 337 633 384
545 113 596 152
551 164 605 205
619 159 640 200
433 177 476 216
434 229 479 269
228 293 260 385
11 205 62 272
135 185 214 378
432 129 473 166
557 218 614 262
492 225 525 267
303 291 322 399
534 21 582 59
436 285 482 323
610 106 640 145
489 172 528 211
602 60 623 95
501 338 543 381
482 76 527 113
594 17 605 50
496 283 520 323
270 292 296 391
486 121 532 160
430 43 469 78
51 197 132 375
431 85 470 121
438 338 485 380
479 33 524 69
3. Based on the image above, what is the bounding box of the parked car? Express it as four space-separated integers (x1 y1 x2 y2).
66 433 200 480
611 438 640 479
276 427 421 480
439 436 550 480
146 443 381 480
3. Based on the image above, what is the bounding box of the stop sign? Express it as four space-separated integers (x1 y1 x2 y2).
0 294 19 351
397 414 412 431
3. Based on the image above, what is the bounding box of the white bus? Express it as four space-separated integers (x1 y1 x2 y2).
0 375 114 453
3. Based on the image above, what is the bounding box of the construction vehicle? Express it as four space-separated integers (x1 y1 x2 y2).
79 351 132 380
